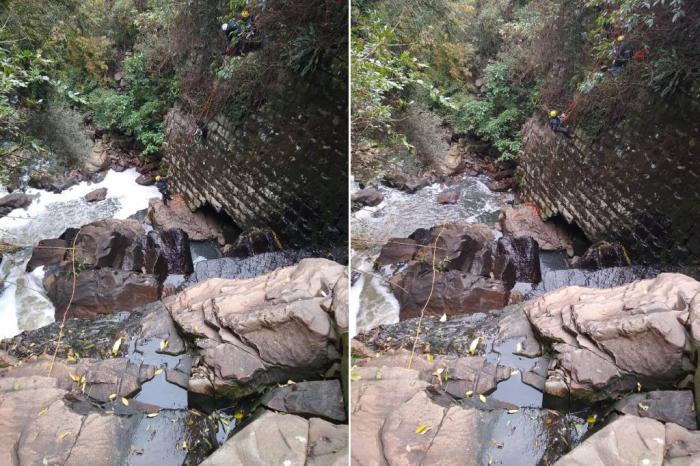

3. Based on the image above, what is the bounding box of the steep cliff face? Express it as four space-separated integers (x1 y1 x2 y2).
165 78 347 251
518 116 700 264
163 0 347 252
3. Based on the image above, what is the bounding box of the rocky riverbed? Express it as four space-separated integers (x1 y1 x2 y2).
0 160 348 465
350 143 699 464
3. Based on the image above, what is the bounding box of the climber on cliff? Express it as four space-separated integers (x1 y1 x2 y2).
155 176 171 206
548 110 572 138
609 35 634 74
221 9 258 56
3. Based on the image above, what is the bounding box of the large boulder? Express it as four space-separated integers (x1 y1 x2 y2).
73 219 145 271
0 192 32 216
499 204 573 254
147 195 225 244
613 390 697 430
222 229 282 258
26 239 69 272
382 172 431 193
144 228 194 282
352 187 384 211
28 169 84 193
164 258 346 398
84 141 111 174
200 410 347 466
262 380 346 422
555 415 700 466
523 273 700 401
392 263 508 319
571 241 631 269
437 188 460 204
45 267 160 319
84 187 108 203
377 223 541 319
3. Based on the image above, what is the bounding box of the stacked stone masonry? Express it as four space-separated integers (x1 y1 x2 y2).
518 118 700 263
164 90 347 251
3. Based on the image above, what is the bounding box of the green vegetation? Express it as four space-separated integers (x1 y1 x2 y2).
353 0 699 161
1 0 345 181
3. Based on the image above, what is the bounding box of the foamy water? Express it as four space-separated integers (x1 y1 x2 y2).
0 169 160 339
351 178 507 334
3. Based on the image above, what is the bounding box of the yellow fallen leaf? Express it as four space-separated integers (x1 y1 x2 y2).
68 373 81 383
465 390 473 397
233 410 245 421
426 354 434 361
638 403 650 411
146 413 159 418
57 431 72 440
415 424 431 435
159 339 169 351
108 393 117 401
154 368 164 376
37 407 49 417
507 409 519 414
479 394 487 403
587 414 598 425
111 337 122 356
469 337 481 355
182 441 188 450
121 397 129 406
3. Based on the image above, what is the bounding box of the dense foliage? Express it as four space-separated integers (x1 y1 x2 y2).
353 0 699 161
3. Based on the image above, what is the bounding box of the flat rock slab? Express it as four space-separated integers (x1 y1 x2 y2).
352 187 384 210
200 410 347 466
555 414 700 466
263 380 346 422
614 390 697 430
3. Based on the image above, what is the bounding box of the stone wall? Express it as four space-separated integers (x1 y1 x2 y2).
518 117 700 264
164 78 347 252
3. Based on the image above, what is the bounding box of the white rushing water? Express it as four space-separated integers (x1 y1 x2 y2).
351 177 508 334
0 169 160 339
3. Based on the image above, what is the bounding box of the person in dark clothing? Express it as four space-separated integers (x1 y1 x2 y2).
155 176 171 205
548 110 572 138
609 35 634 74
221 10 261 56
195 120 208 141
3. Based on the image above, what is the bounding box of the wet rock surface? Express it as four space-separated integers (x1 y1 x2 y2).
45 267 160 319
383 172 432 193
352 187 385 211
499 204 573 253
375 223 542 319
144 228 194 282
571 240 631 270
393 263 508 319
613 390 697 430
84 187 108 202
200 410 348 466
555 415 700 466
221 228 282 258
437 187 461 204
147 196 225 244
0 302 218 466
262 380 346 422
183 249 316 286
523 273 700 401
26 239 69 272
0 191 33 216
164 258 346 399
72 218 145 271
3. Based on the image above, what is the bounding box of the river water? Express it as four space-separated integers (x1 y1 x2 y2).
351 177 510 335
0 169 160 339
